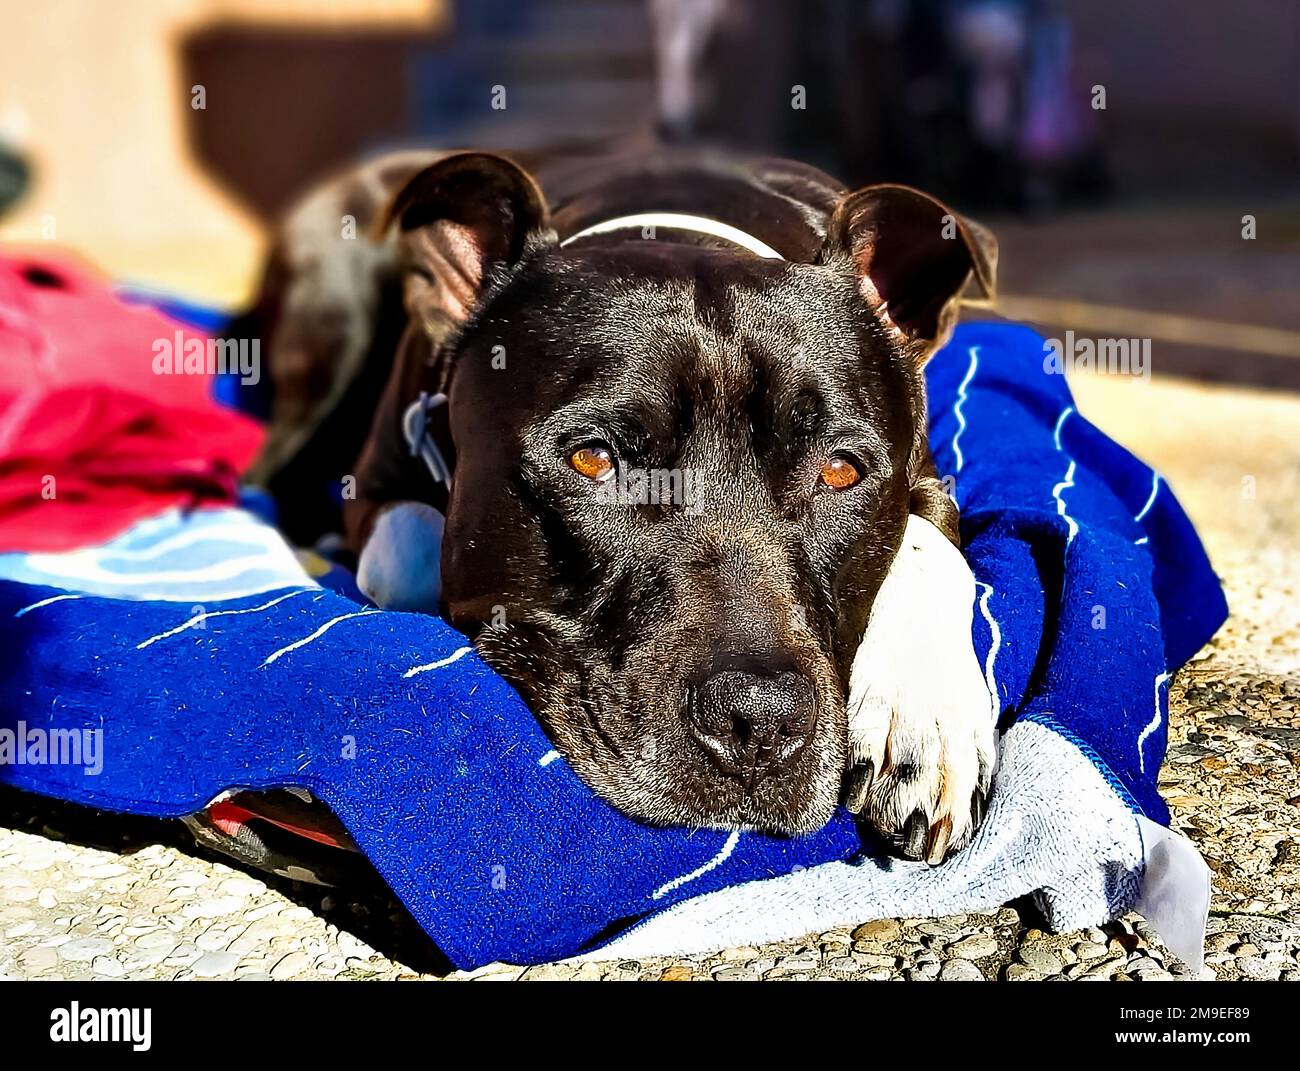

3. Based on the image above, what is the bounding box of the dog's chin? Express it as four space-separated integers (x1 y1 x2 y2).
563 737 847 838
707 790 842 837
602 774 842 837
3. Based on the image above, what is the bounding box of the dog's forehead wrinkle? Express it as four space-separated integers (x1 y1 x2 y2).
477 264 902 461
513 256 860 358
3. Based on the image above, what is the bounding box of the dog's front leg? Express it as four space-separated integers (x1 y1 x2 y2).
843 501 998 863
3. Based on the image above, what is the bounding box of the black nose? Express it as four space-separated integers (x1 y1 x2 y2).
687 667 817 789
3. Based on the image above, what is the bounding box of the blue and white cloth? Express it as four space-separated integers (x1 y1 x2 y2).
0 322 1227 970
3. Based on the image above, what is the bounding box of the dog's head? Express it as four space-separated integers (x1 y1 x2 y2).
382 153 994 835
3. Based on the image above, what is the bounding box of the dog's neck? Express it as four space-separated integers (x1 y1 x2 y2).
559 212 785 260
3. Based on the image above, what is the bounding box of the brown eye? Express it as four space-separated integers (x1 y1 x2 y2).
569 444 616 482
819 456 862 491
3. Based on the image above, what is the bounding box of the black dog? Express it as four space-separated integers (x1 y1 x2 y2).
246 147 999 861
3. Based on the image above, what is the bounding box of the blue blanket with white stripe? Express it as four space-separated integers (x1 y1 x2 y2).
0 322 1226 969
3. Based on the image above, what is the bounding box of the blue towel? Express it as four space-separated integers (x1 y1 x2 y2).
0 321 1227 969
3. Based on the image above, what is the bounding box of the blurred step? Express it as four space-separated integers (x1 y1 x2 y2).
452 0 650 43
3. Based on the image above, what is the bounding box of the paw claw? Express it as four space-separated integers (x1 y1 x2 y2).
902 809 929 860
844 760 875 813
925 818 952 865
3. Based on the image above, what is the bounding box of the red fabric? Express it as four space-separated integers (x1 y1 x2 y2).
208 800 350 849
0 252 263 552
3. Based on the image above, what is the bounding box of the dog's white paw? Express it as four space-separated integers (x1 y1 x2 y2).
844 514 997 863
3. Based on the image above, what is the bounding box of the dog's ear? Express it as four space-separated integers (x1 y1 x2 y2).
378 152 552 344
823 184 997 359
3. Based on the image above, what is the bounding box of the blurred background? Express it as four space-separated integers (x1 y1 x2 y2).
0 0 1296 389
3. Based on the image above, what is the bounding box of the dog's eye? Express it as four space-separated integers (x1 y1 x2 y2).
569 444 616 482
819 456 862 491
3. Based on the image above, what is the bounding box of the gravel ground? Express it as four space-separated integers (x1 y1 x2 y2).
1 372 1296 982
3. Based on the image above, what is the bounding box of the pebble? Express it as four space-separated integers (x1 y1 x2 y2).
773 952 821 973
947 935 998 960
939 959 985 981
196 928 236 952
183 896 246 920
851 919 901 943
58 937 114 963
135 930 177 950
856 953 898 970
1235 956 1277 980
162 943 203 968
269 951 309 980
521 963 566 981
336 931 377 960
192 951 240 978
91 955 126 977
122 945 174 970
713 967 760 981
1017 948 1061 974
78 862 130 880
18 946 58 972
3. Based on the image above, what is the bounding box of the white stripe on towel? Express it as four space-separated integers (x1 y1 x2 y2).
262 610 378 667
950 345 980 475
975 580 1003 721
14 593 82 618
652 830 742 901
1132 472 1162 548
1138 671 1171 775
403 645 474 679
1052 406 1079 547
1133 472 1162 523
137 589 316 649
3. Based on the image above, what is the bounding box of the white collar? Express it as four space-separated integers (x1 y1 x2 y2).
559 211 784 260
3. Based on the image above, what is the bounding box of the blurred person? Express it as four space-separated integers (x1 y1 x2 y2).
648 0 1107 210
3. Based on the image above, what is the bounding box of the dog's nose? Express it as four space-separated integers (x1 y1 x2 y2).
687 667 816 788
